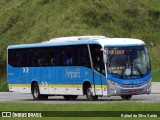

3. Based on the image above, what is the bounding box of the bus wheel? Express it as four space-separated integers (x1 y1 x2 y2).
32 83 48 100
121 95 132 100
86 87 98 101
32 83 41 100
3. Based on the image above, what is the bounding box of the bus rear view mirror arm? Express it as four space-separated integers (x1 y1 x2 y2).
101 48 107 63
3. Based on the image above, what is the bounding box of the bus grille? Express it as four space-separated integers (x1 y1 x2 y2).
121 88 144 95
120 84 144 88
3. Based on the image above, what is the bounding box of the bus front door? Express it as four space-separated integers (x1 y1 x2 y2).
94 70 103 96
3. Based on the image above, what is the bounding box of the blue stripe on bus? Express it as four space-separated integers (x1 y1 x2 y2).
8 64 151 86
8 65 96 85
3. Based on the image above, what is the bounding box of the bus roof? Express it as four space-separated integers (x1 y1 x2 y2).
8 36 145 49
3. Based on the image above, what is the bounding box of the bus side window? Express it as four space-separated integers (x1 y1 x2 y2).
78 46 90 67
55 47 63 66
50 49 56 66
71 47 76 65
38 51 42 66
17 51 23 66
90 44 105 75
11 50 21 67
66 49 72 65
14 51 19 66
8 49 17 67
26 49 34 67
21 49 27 67
43 49 48 66
37 49 47 66
80 49 86 65
8 49 26 67
63 47 75 66
14 51 21 66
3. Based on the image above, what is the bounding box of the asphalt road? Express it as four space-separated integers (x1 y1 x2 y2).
0 92 159 104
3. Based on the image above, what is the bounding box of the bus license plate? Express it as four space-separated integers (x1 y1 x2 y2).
129 91 136 95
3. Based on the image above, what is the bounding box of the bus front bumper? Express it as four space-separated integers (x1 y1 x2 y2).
107 79 151 96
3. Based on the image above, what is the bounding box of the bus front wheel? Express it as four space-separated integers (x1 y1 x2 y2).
86 87 98 101
121 95 132 100
32 83 48 100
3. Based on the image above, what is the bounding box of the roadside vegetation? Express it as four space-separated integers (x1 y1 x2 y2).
0 0 160 91
0 102 160 119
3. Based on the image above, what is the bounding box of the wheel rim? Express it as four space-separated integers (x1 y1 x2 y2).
34 87 39 98
87 88 92 99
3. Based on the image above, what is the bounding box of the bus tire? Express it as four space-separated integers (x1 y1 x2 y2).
86 87 98 101
121 95 132 100
32 83 48 100
32 83 41 100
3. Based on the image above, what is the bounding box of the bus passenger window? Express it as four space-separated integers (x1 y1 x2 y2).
38 58 42 65
17 52 24 66
55 48 63 66
78 46 90 67
15 53 20 66
48 49 56 66
66 51 73 65
51 58 56 65
63 47 75 66
67 56 72 65
35 49 47 66
35 51 41 66
26 49 34 67
8 50 19 67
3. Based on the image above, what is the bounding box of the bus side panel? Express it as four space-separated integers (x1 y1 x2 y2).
7 65 95 95
8 65 31 93
29 67 48 95
73 66 94 95
47 66 94 95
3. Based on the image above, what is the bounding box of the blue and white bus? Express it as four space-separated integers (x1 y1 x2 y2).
7 36 151 100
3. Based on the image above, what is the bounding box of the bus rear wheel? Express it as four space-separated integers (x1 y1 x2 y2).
32 83 48 100
121 95 132 100
86 87 98 101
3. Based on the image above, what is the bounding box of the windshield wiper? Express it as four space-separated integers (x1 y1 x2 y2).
133 62 144 77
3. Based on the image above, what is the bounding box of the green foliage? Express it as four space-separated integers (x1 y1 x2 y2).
0 0 160 91
0 102 160 111
0 74 8 91
0 102 159 119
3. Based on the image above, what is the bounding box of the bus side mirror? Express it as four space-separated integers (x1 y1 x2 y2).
101 48 107 63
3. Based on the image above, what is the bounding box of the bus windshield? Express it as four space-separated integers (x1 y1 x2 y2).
106 46 151 78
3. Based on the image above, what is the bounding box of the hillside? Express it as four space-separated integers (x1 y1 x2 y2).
0 0 160 91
